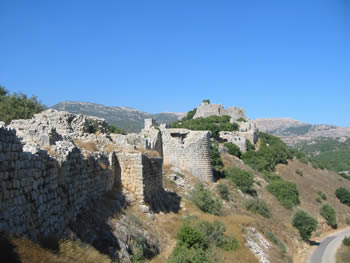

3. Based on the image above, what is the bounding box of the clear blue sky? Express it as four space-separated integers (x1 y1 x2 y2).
0 0 349 126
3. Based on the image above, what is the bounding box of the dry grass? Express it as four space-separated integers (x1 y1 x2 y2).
6 236 113 263
336 244 350 263
73 139 99 152
219 152 350 263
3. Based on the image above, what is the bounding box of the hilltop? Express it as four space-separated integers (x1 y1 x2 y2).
255 118 350 145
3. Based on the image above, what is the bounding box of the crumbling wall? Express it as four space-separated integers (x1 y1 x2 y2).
117 152 163 202
161 128 213 182
194 102 246 121
0 127 118 240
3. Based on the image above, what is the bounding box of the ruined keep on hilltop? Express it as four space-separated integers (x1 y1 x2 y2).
194 101 246 121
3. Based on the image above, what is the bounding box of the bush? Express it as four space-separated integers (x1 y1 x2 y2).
246 139 256 151
242 132 294 172
0 86 45 124
335 187 350 206
191 183 222 215
317 191 327 200
172 115 239 139
263 172 281 182
292 209 318 241
131 237 149 262
316 197 322 204
237 117 247 122
109 124 127 135
177 225 205 249
267 179 300 209
266 232 286 255
182 108 197 121
296 169 304 176
224 142 242 158
346 217 350 225
169 219 239 263
320 203 337 228
343 237 350 247
169 245 211 263
210 143 223 169
339 172 350 181
245 199 271 218
216 184 230 201
224 167 254 194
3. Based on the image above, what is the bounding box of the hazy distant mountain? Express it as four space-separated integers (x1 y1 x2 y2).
51 101 184 133
255 118 350 145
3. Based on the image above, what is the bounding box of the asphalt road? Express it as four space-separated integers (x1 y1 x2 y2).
308 228 350 263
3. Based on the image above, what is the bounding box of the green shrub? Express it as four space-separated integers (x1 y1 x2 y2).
245 199 271 218
221 235 239 251
266 232 286 255
320 203 337 228
292 209 318 241
172 115 239 139
202 99 210 104
224 142 242 158
177 225 205 249
191 183 222 215
343 237 350 246
182 108 197 121
0 86 46 124
169 219 239 263
316 197 322 204
346 217 350 225
169 245 211 263
109 124 127 135
237 117 247 122
335 187 350 206
339 172 350 181
267 179 300 209
216 184 230 201
131 237 148 262
317 191 327 200
296 169 304 176
246 139 256 151
210 143 223 169
263 172 281 182
242 132 294 172
224 167 254 193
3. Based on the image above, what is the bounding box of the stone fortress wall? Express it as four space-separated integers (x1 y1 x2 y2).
0 127 117 240
160 128 213 182
0 110 163 239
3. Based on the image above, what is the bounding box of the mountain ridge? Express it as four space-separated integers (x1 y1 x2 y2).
51 101 184 132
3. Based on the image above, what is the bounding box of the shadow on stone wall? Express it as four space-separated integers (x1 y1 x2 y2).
68 188 124 261
147 189 181 213
0 235 21 263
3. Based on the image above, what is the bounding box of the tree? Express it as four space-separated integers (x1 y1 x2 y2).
335 187 350 206
0 86 45 124
224 142 242 158
320 203 337 228
292 209 318 241
224 167 254 193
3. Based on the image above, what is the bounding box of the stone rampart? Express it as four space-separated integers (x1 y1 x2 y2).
0 111 165 240
0 127 118 240
161 128 213 182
